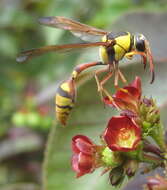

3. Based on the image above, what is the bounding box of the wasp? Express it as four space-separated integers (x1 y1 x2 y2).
17 16 154 125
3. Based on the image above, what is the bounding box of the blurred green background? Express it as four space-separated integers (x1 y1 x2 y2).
1 0 167 189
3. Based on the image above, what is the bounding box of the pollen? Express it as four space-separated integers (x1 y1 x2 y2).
118 128 130 140
117 128 136 148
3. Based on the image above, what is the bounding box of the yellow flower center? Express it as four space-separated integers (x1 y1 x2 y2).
118 128 130 140
117 128 136 148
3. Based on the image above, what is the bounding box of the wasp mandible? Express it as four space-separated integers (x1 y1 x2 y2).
17 16 154 125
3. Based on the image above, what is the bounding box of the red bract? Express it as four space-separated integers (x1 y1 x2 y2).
130 76 141 94
103 116 141 152
104 77 142 113
71 135 96 177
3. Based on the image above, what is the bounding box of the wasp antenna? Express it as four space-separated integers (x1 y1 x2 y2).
142 54 147 70
150 70 155 84
148 51 154 84
145 40 154 84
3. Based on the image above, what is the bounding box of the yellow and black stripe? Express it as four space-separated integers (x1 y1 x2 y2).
55 79 76 125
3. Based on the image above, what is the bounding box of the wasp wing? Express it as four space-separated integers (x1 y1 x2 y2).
38 16 107 42
16 42 110 63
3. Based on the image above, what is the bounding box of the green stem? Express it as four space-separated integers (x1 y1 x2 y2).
42 121 57 190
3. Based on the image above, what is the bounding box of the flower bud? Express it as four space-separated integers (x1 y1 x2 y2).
140 98 160 130
109 167 124 186
124 160 139 177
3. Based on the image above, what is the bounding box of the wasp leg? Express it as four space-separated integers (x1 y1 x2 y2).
125 51 146 58
71 61 105 101
100 71 113 87
118 69 127 84
94 67 108 91
72 61 114 106
114 63 119 89
94 66 114 101
125 51 147 69
113 63 128 93
99 71 114 101
72 61 106 101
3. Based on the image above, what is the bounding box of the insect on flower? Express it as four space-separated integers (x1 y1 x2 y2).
16 16 154 125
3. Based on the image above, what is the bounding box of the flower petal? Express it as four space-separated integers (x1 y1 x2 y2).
71 152 94 178
71 135 95 177
72 154 80 173
115 86 140 102
103 116 141 152
78 152 93 172
72 135 93 154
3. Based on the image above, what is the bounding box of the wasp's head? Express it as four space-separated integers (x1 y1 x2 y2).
134 33 154 84
134 34 146 52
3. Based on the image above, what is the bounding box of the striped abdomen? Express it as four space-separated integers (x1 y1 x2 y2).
55 79 76 125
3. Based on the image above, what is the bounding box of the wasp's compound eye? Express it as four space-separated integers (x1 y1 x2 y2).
135 34 146 52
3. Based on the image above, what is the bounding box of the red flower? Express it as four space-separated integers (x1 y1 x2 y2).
103 116 141 152
71 135 96 177
146 175 167 190
104 77 142 113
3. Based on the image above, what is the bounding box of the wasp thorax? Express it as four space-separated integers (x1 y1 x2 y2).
134 34 146 52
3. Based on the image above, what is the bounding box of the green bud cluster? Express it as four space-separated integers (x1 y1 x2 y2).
139 98 160 134
139 98 166 150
